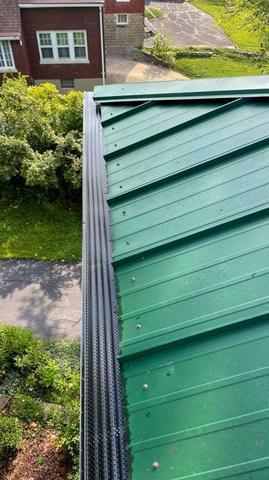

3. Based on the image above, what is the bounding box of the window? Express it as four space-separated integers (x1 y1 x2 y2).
117 14 128 25
61 79 75 89
37 31 88 63
0 40 15 70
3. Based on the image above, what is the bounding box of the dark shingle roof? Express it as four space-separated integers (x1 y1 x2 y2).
0 0 21 37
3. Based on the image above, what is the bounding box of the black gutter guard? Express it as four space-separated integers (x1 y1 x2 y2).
80 93 129 480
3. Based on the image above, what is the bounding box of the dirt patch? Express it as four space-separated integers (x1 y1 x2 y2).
1 430 71 480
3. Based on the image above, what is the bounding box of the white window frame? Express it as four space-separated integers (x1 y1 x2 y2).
0 40 16 72
116 14 128 25
36 30 89 64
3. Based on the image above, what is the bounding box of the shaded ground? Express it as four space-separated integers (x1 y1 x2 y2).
106 47 187 83
0 260 81 340
1 430 70 480
144 0 234 47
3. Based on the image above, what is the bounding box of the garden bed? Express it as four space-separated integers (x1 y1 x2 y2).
0 326 80 480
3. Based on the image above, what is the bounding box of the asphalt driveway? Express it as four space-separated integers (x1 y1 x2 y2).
0 260 81 340
145 0 234 48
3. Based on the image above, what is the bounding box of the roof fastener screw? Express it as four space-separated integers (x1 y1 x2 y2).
152 461 160 470
136 324 142 329
131 277 136 282
143 384 149 390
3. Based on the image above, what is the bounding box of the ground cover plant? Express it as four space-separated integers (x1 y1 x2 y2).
0 325 80 480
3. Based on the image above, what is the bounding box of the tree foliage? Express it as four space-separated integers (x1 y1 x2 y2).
227 0 269 47
0 76 83 200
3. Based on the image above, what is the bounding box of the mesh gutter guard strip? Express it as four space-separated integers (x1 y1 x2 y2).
80 93 129 480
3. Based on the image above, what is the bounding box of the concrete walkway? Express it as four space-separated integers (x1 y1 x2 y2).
0 260 81 340
145 0 234 48
106 47 187 83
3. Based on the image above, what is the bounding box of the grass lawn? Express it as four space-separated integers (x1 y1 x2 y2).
174 53 269 78
145 5 164 20
189 0 262 51
0 201 82 261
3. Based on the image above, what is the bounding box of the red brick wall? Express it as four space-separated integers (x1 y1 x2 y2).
0 39 31 83
21 7 102 80
104 0 144 14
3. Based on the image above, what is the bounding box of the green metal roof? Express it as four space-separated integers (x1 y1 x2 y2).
93 77 269 480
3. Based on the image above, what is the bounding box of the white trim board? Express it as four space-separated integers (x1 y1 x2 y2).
19 3 103 7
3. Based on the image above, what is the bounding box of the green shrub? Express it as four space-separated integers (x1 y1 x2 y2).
0 324 37 374
0 416 23 459
152 33 175 67
9 395 44 423
50 399 80 461
15 342 60 394
0 76 83 201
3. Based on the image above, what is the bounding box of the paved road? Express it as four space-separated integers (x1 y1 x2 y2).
0 260 81 340
145 0 234 48
106 47 187 83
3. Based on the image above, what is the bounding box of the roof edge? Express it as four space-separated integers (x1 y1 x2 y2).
94 75 269 102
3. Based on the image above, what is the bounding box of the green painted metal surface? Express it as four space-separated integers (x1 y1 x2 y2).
94 75 269 102
95 78 269 479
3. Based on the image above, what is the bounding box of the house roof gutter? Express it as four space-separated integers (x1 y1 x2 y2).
0 35 21 40
80 93 128 480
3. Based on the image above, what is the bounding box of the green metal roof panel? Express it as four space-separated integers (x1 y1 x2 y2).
94 75 269 102
90 77 269 480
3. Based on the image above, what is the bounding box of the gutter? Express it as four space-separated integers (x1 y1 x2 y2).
0 35 21 40
80 93 128 480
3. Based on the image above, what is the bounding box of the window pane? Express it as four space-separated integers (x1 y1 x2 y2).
74 46 86 58
39 33 52 46
73 32 85 46
0 41 14 67
56 32 68 46
0 47 4 67
117 14 128 24
58 47 70 58
41 47 54 58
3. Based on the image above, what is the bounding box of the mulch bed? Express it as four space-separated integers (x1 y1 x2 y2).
0 430 71 480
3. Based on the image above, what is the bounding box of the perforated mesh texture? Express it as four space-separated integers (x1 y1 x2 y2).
80 94 129 480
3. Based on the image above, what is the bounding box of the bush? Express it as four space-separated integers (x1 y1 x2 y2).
50 399 80 461
0 324 37 375
0 416 23 459
9 394 44 423
152 33 175 67
15 342 60 395
0 76 83 201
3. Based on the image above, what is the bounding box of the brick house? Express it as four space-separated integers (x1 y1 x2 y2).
0 0 144 90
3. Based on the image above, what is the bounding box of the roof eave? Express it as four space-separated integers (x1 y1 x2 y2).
19 2 104 7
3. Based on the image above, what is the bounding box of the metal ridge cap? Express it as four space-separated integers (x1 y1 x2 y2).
94 75 269 102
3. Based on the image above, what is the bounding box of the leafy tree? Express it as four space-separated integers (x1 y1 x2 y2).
0 76 83 200
227 0 269 47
